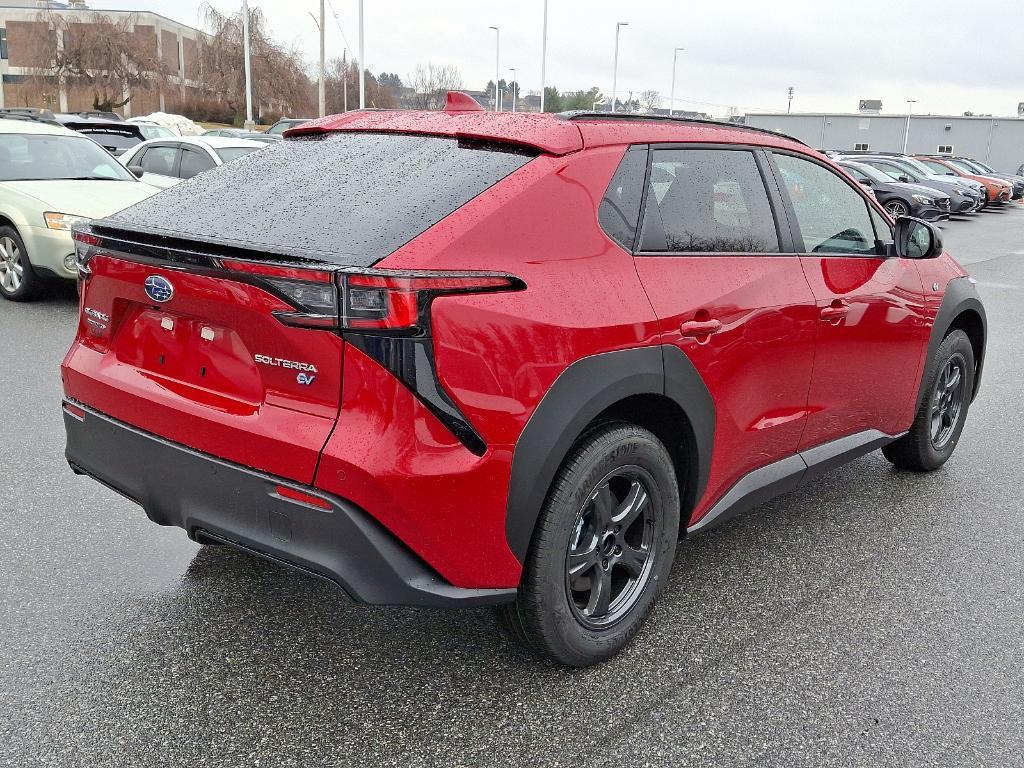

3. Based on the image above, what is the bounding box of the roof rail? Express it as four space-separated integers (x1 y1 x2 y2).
554 111 807 146
0 109 60 126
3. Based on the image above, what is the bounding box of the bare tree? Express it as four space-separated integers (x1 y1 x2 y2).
196 3 314 122
640 90 661 113
408 63 463 110
27 11 167 112
325 56 395 113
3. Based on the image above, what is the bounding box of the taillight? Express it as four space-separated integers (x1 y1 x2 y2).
220 258 340 330
72 226 102 276
340 271 522 333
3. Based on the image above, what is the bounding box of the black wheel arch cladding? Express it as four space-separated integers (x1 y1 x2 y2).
921 276 987 407
505 345 715 563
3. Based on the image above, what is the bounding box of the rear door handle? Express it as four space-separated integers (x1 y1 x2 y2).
679 319 722 337
819 302 851 322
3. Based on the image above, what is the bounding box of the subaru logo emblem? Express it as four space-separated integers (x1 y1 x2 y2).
144 275 174 303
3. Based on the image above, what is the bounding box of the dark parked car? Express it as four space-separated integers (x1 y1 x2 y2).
265 117 314 136
947 157 1024 200
839 161 950 220
53 115 146 157
848 155 983 214
63 103 986 666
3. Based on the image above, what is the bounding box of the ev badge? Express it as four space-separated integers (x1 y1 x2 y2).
296 372 317 386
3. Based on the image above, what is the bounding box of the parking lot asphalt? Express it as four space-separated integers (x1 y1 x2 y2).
2 209 1022 768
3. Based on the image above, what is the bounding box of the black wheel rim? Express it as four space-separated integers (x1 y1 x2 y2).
930 353 966 449
886 200 908 217
565 467 659 629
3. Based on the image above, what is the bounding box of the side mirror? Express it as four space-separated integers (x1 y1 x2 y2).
859 178 873 187
894 216 942 259
128 164 144 179
898 175 910 183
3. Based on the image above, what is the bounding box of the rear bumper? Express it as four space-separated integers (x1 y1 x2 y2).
62 401 515 608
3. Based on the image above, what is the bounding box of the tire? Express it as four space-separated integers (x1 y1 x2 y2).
0 226 42 302
884 199 910 218
882 329 974 472
497 422 680 666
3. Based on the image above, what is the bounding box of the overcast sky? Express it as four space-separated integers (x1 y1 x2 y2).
96 0 1023 117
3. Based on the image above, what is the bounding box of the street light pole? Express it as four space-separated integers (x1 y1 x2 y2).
342 48 348 112
308 7 325 118
318 0 325 117
539 0 548 112
241 0 253 128
611 21 628 113
489 26 500 112
358 0 365 109
509 67 516 112
669 46 684 116
903 98 917 153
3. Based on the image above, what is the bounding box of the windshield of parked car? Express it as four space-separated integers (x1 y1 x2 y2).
844 162 891 184
139 125 175 140
946 158 981 175
214 146 262 162
887 157 935 178
266 119 308 135
0 133 135 182
971 160 997 174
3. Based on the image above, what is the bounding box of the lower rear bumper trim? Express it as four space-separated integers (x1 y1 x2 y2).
63 400 516 608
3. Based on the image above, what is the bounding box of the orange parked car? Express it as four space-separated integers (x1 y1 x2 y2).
914 155 1012 204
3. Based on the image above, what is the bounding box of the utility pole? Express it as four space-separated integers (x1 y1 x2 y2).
669 47 684 116
242 0 253 128
611 21 628 113
787 86 794 113
358 0 365 109
540 0 548 112
509 67 516 112
343 49 348 112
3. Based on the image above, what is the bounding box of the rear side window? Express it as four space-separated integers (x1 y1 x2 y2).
105 133 536 265
179 148 215 179
599 147 646 251
139 145 178 176
215 146 261 163
772 153 877 256
639 148 779 253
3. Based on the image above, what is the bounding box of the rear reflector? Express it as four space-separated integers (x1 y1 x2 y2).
274 484 333 510
63 401 86 420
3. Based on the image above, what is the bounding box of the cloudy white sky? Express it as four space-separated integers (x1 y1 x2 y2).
96 0 1022 117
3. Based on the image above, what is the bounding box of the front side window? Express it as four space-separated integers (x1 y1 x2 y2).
178 147 215 179
773 153 876 256
599 147 646 251
139 145 178 176
639 148 779 253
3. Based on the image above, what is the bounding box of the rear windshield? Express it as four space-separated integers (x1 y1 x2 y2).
76 128 142 149
103 132 536 265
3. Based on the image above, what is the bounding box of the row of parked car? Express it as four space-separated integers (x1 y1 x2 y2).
0 109 312 299
824 149 1023 221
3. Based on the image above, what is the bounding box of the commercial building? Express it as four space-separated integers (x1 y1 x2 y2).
744 111 1024 172
0 0 201 116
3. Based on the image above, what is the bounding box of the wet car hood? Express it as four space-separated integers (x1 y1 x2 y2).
5 180 159 219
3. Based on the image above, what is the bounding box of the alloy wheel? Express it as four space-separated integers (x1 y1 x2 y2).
930 353 966 449
565 467 659 629
885 200 909 217
0 236 23 293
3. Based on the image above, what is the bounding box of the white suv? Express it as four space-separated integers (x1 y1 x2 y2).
0 115 158 301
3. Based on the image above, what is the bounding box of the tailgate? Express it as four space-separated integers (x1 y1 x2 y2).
62 240 343 484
